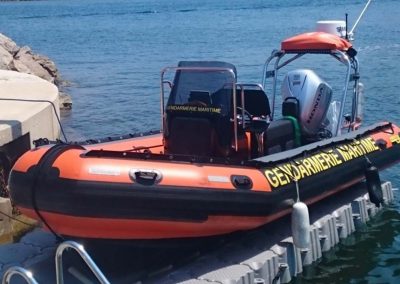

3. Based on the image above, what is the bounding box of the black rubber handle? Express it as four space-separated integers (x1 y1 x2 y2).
134 171 159 186
231 175 253 190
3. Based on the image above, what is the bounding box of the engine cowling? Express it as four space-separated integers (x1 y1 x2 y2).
282 69 332 137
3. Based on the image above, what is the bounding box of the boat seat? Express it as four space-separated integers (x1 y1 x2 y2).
212 87 271 157
211 88 270 119
237 89 271 157
237 89 271 118
264 118 297 155
282 97 300 119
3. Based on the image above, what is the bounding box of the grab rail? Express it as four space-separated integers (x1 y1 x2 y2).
261 48 357 137
55 240 110 284
2 266 38 284
236 83 267 129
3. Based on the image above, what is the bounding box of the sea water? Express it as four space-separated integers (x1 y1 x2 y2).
1 0 400 282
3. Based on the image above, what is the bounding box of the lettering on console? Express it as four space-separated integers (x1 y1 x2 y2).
167 105 221 114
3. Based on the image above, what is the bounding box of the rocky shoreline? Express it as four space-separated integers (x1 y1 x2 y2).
0 33 71 110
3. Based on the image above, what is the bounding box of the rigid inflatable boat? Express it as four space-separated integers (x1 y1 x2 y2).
9 29 400 242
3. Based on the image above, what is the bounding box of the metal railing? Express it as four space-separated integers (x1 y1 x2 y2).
236 83 267 129
2 267 38 284
55 241 110 284
262 48 358 137
1 240 110 284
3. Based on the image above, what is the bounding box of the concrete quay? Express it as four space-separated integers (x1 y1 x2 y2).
0 70 60 148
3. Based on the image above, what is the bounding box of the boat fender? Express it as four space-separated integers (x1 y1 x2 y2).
365 162 383 207
291 201 310 249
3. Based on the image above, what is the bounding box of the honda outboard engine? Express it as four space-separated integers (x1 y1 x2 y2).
282 69 332 138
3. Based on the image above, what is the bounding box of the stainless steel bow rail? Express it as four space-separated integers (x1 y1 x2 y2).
2 267 38 284
55 241 110 284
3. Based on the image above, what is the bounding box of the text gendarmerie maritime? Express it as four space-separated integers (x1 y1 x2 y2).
264 137 379 188
167 105 222 114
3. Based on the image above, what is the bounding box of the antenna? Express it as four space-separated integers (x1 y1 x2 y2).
349 0 373 36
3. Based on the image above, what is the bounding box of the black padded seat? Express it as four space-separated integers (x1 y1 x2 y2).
238 89 271 157
236 89 271 118
282 97 300 119
246 119 269 134
211 88 270 118
240 89 270 141
212 87 271 158
264 119 296 155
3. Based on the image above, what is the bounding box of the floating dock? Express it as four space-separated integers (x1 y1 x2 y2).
0 180 396 283
153 181 395 284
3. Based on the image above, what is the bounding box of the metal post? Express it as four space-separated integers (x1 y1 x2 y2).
240 85 245 128
232 82 238 151
160 69 166 135
271 54 283 120
335 51 352 136
352 57 360 124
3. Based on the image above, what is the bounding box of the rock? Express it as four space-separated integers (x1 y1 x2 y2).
12 46 56 83
0 46 13 69
32 54 58 76
0 33 72 109
0 197 12 244
8 56 32 74
0 33 19 55
59 92 72 110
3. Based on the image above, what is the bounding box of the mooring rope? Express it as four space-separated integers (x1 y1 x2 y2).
0 97 68 142
0 210 36 228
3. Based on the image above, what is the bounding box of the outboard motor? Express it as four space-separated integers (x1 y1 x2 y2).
282 69 332 139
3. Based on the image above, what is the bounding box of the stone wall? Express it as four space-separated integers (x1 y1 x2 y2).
0 33 71 110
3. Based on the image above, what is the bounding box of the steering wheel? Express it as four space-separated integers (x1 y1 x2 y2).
236 106 253 123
